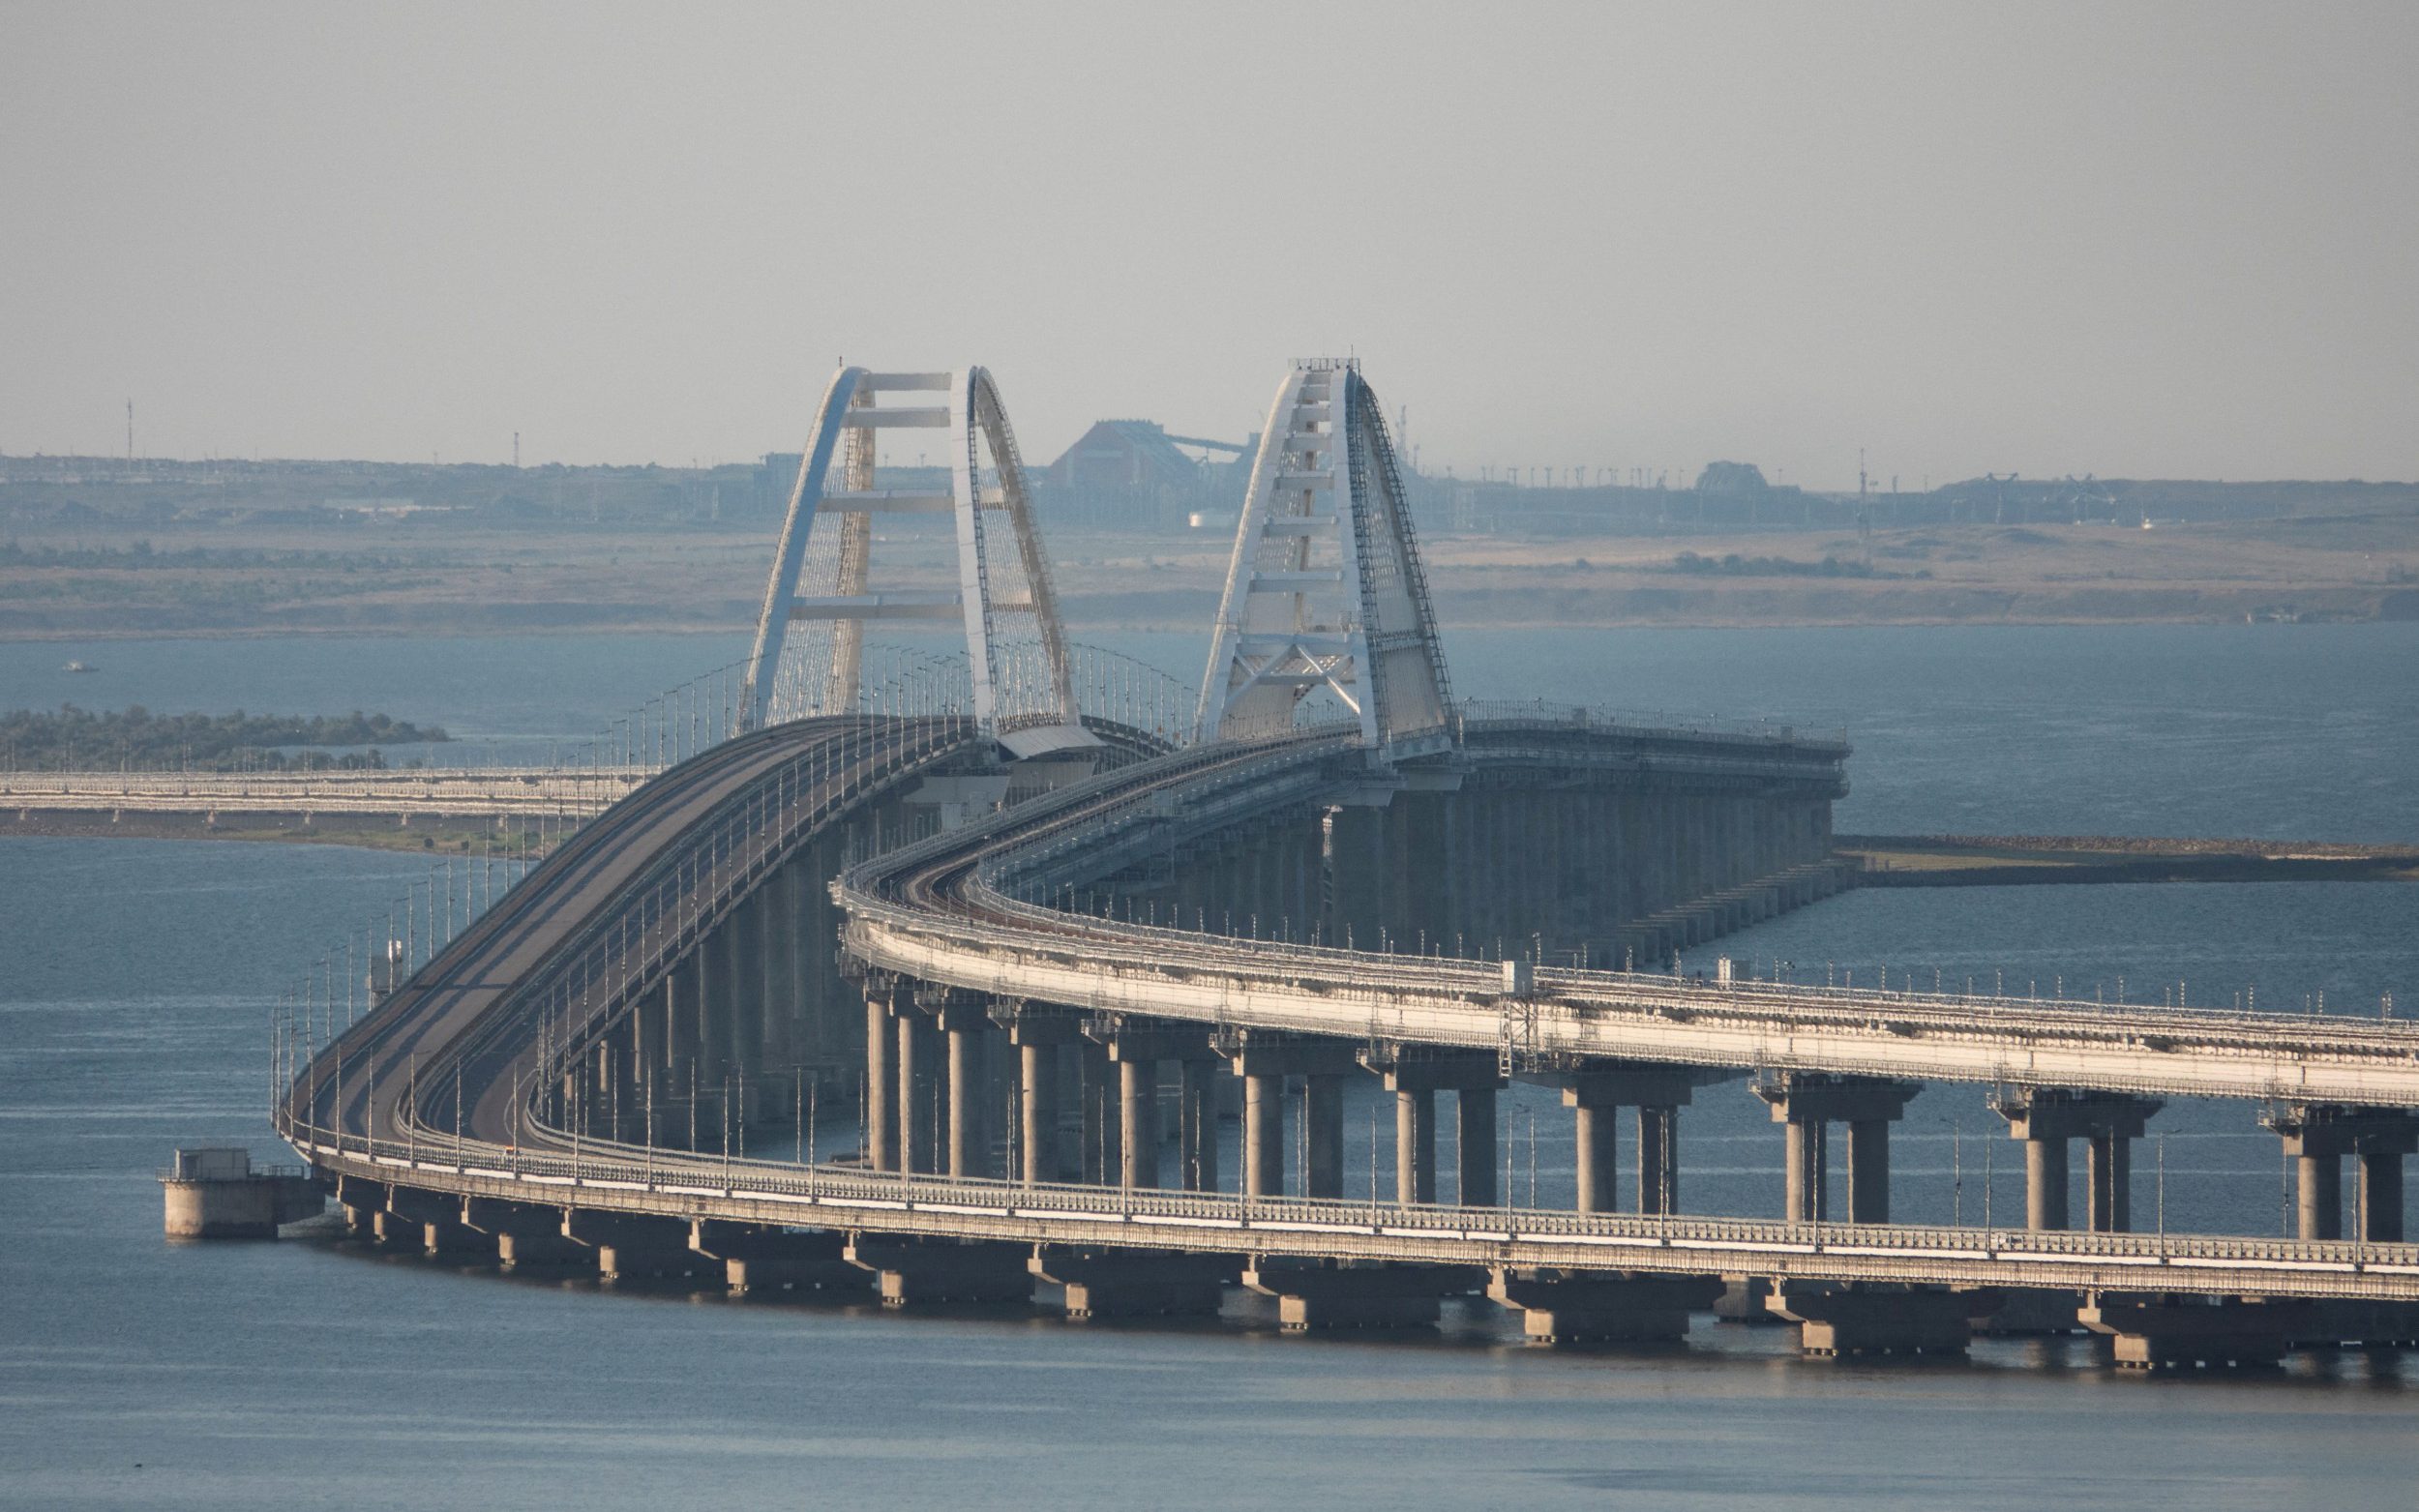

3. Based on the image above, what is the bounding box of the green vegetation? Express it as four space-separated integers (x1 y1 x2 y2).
1663 551 1926 580
1 705 450 771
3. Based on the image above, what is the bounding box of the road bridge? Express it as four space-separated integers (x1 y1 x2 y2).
261 361 2419 1372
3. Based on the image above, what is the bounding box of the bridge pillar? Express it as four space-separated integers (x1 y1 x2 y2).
1995 1089 2162 1232
897 1002 941 1175
845 1236 1031 1307
1032 1246 1237 1320
864 987 898 1173
1094 1018 1210 1192
1489 1269 1722 1345
1572 1095 1619 1213
934 995 990 1181
1767 1283 1973 1358
1223 1033 1359 1198
1637 1104 1679 1216
1557 1064 1715 1216
1305 1075 1345 1199
690 1220 861 1294
1078 1038 1120 1186
1460 1085 1499 1207
1000 1004 1079 1186
1243 1260 1484 1332
1361 1048 1500 1208
2264 1106 2419 1242
2080 1295 2315 1372
1757 1074 1920 1224
1243 1074 1285 1198
1178 1056 1221 1193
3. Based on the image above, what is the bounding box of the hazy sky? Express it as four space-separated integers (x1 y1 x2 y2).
4 1 2414 489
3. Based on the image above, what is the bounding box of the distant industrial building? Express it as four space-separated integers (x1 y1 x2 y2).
1038 420 1251 531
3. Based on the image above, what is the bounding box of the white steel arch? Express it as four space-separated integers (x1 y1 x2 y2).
1195 360 1453 760
742 366 1091 756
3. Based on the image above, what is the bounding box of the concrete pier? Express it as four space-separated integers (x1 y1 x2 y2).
845 1236 1031 1307
461 1197 583 1270
1768 1284 1973 1358
689 1221 861 1293
1362 1049 1501 1208
564 1210 701 1282
1032 1247 1236 1319
864 986 898 1172
1487 1269 1720 1345
2081 1295 2316 1371
163 1151 326 1233
1243 1260 1482 1332
1224 1033 1358 1198
1000 1004 1078 1185
2264 1105 2419 1242
1995 1090 2162 1232
1756 1074 1920 1224
1557 1063 1715 1216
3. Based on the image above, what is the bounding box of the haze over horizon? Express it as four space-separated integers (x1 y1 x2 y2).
4 1 2414 491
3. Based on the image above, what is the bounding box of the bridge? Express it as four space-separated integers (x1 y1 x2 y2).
259 361 2419 1372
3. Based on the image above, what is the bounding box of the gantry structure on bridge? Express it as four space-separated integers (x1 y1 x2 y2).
260 360 2419 1372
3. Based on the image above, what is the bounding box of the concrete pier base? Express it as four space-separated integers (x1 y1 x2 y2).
461 1198 584 1270
1968 1287 2084 1336
160 1149 323 1238
690 1221 862 1294
845 1237 1032 1307
565 1211 705 1282
1032 1247 1238 1319
1712 1275 1781 1323
1767 1284 1975 1358
1242 1260 1482 1332
1486 1269 1721 1345
2080 1296 2316 1371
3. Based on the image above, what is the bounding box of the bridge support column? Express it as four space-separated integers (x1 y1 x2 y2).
1000 1004 1078 1186
1032 1246 1237 1320
1558 1064 1719 1216
1078 1039 1119 1185
1488 1269 1721 1345
930 994 990 1181
1395 1088 1436 1206
1224 1032 1359 1199
1768 1284 1973 1358
1572 1096 1619 1213
690 1220 861 1294
1098 1019 1215 1191
1120 1058 1159 1189
565 1210 704 1284
1459 1085 1499 1207
2081 1295 2315 1372
864 986 898 1173
897 1004 940 1176
1757 1074 1921 1224
461 1198 582 1270
1178 1057 1221 1193
1995 1089 2163 1232
1244 1260 1483 1332
2264 1106 2419 1242
1243 1074 1285 1198
1304 1075 1344 1199
1637 1104 1679 1216
1362 1048 1499 1208
845 1236 1031 1307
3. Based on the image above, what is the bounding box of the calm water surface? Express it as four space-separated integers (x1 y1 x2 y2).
3 625 2416 1508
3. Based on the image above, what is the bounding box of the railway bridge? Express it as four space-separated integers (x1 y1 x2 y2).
263 362 2419 1373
